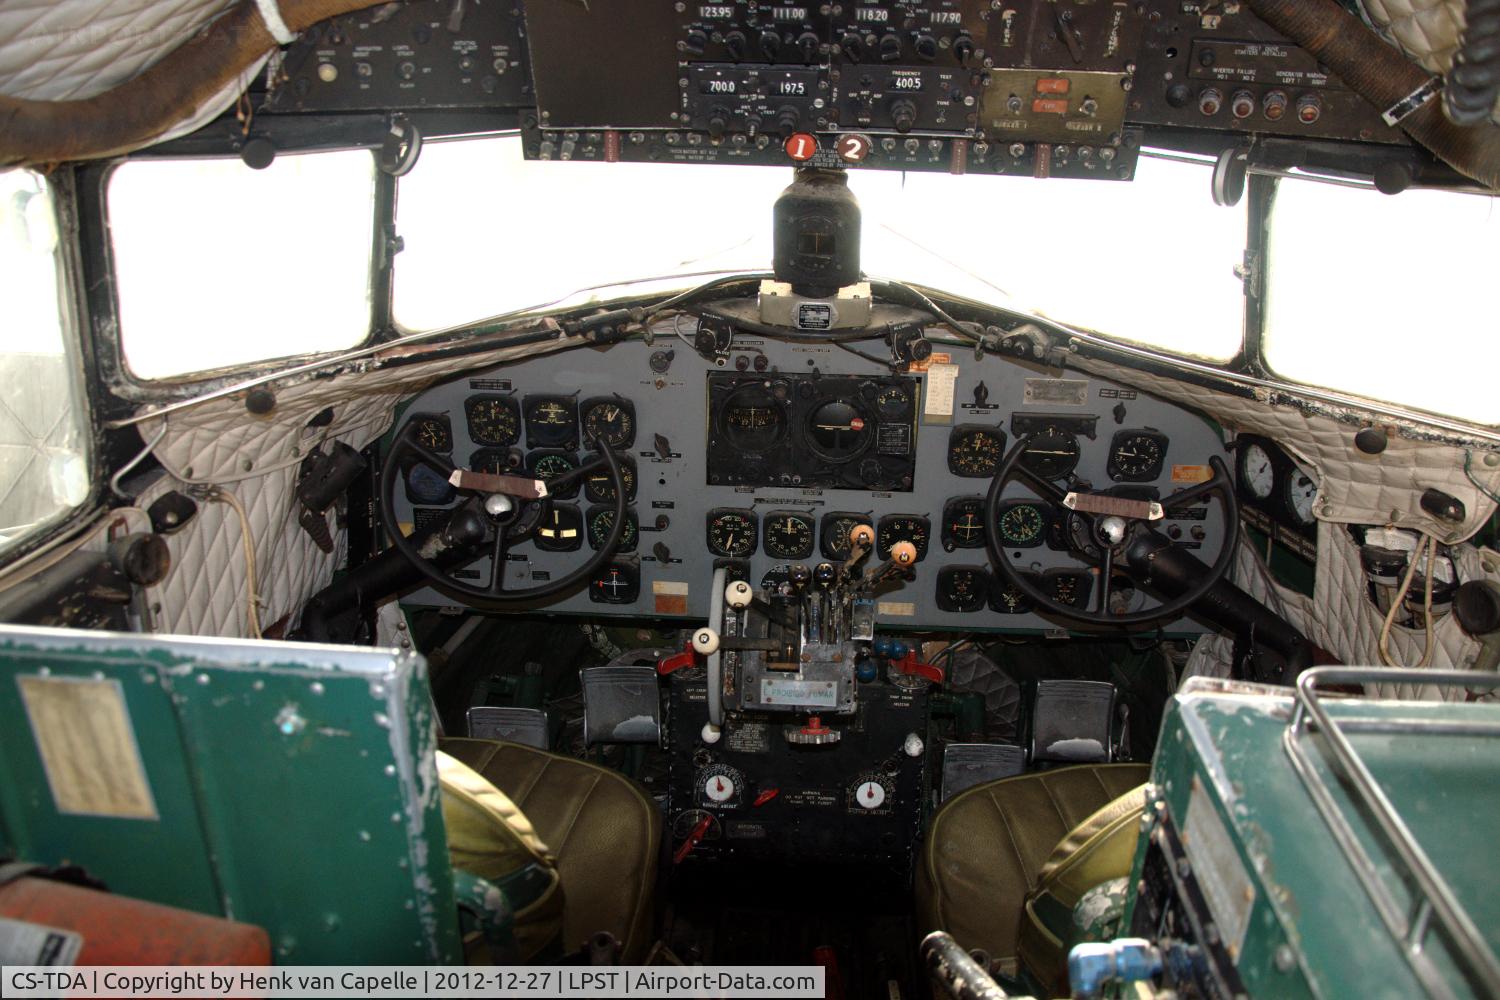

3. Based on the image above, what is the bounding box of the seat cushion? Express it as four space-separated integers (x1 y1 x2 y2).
439 738 661 962
1017 785 1148 994
916 763 1149 974
435 750 565 961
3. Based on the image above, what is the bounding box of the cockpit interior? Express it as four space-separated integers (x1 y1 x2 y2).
1 1 1499 997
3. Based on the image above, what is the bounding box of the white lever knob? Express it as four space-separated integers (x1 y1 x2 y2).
725 580 753 609
691 627 721 654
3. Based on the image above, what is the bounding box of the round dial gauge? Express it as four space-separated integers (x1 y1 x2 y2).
533 504 582 552
722 387 787 452
876 385 911 418
707 509 758 558
820 513 874 559
524 396 577 448
763 512 815 559
404 462 455 505
583 455 637 504
469 448 514 475
805 399 872 462
581 397 636 449
587 507 638 551
698 764 743 807
464 396 519 447
1238 443 1275 499
1285 471 1318 526
947 426 1007 478
412 416 452 453
1021 426 1080 480
991 580 1033 615
998 501 1047 548
876 515 931 561
936 566 989 613
1047 570 1093 609
851 777 890 811
1108 431 1167 482
942 497 987 550
526 451 579 499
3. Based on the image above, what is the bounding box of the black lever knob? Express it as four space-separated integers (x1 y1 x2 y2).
879 32 902 61
724 29 748 60
840 32 865 60
797 31 820 62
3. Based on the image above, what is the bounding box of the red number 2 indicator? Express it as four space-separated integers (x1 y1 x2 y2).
835 133 873 162
784 132 818 161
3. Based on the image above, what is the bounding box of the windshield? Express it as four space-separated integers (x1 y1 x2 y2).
394 135 1246 360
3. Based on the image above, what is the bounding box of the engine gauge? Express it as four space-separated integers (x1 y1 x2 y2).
533 504 583 552
876 514 931 561
1046 569 1093 610
587 506 638 552
525 450 580 499
997 500 1048 548
1107 430 1169 482
581 396 636 449
763 511 815 560
1020 426 1080 480
696 763 744 808
1238 442 1275 500
1285 470 1318 527
469 447 515 475
876 385 912 418
411 415 452 453
523 395 578 449
989 578 1035 615
947 425 1008 478
464 395 520 447
706 508 758 558
404 461 455 505
583 454 637 504
936 565 990 613
941 497 988 550
820 512 874 559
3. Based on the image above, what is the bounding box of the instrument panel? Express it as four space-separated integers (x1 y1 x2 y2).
392 334 1230 632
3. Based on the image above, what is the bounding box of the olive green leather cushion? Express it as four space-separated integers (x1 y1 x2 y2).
1016 785 1148 995
916 763 1150 975
440 738 661 962
435 750 564 961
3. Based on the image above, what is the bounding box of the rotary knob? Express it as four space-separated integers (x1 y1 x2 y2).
759 29 783 60
879 32 902 62
796 30 820 62
913 33 938 61
840 32 865 60
890 98 918 133
724 29 748 60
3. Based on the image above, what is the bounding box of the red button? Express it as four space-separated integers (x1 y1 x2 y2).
1032 98 1070 114
1036 77 1071 94
784 132 819 161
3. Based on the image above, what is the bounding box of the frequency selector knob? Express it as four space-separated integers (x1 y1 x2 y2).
891 99 918 133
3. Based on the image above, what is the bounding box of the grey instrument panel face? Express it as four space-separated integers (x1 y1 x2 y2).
395 337 1227 633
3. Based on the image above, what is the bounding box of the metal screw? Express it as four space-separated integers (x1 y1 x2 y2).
1274 944 1295 972
276 705 306 735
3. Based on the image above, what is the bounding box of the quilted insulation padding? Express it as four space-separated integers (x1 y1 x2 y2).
1360 0 1500 123
1070 358 1500 543
1071 355 1500 699
0 0 236 100
121 335 582 638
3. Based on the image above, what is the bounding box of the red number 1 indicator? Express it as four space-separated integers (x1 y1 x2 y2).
835 133 873 162
784 132 818 161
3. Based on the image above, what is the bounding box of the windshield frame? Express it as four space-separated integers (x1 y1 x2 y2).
77 125 1500 442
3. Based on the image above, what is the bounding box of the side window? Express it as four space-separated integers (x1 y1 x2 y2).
108 151 377 381
0 170 91 557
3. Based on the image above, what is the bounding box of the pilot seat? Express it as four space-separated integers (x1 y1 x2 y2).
436 738 661 963
916 763 1150 992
